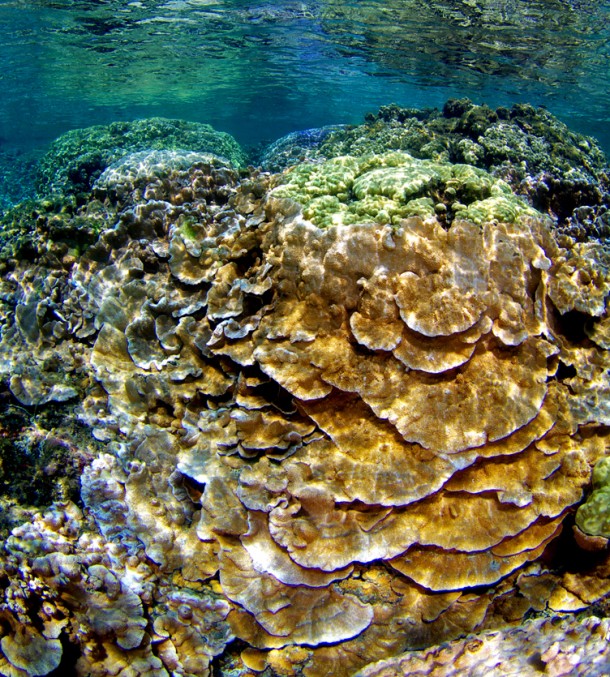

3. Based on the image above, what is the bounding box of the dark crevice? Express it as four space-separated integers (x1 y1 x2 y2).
551 308 590 344
211 638 272 677
543 513 607 574
182 474 205 505
243 370 297 415
233 245 264 277
555 361 577 382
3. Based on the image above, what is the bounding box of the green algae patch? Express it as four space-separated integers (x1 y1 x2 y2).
271 151 540 228
576 457 610 539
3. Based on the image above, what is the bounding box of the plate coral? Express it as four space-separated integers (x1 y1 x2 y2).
1 105 610 676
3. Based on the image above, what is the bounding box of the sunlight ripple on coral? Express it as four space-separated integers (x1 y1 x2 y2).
1 115 610 675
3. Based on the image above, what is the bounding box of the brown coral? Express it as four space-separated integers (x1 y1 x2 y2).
1 150 610 675
353 615 610 677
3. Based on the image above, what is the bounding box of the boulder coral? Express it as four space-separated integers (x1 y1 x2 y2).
35 118 248 198
0 139 610 675
270 150 539 228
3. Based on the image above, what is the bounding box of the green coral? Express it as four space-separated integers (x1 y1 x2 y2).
262 100 608 235
36 117 248 198
575 457 610 538
274 156 360 200
272 151 540 228
455 182 540 225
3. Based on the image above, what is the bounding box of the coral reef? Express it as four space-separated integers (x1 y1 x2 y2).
271 150 539 228
35 118 248 198
354 614 610 677
0 193 111 264
1 124 610 675
0 393 94 531
261 100 610 239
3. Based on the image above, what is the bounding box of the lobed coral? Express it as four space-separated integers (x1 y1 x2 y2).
1 136 610 675
270 151 539 228
576 457 610 541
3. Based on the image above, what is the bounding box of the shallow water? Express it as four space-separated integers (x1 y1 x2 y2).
2 4 610 676
1 0 609 153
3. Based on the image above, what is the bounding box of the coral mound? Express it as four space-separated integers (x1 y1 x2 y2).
262 100 610 240
1 143 610 675
35 117 248 198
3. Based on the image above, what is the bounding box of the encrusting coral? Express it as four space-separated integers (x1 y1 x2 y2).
0 119 610 675
353 614 610 677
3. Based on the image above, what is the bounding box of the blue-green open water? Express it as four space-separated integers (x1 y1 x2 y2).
1 0 609 154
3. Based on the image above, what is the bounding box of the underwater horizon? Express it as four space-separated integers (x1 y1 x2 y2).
2 2 610 677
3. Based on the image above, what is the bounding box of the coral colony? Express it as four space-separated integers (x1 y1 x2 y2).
1 101 610 675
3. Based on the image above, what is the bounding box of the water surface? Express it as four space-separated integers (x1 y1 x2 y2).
1 0 609 153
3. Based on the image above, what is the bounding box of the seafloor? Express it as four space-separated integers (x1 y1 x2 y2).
1 99 610 676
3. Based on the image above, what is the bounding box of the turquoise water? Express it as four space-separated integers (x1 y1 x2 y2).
1 0 609 153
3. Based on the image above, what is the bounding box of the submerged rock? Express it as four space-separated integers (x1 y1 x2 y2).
257 124 347 172
1 116 610 675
